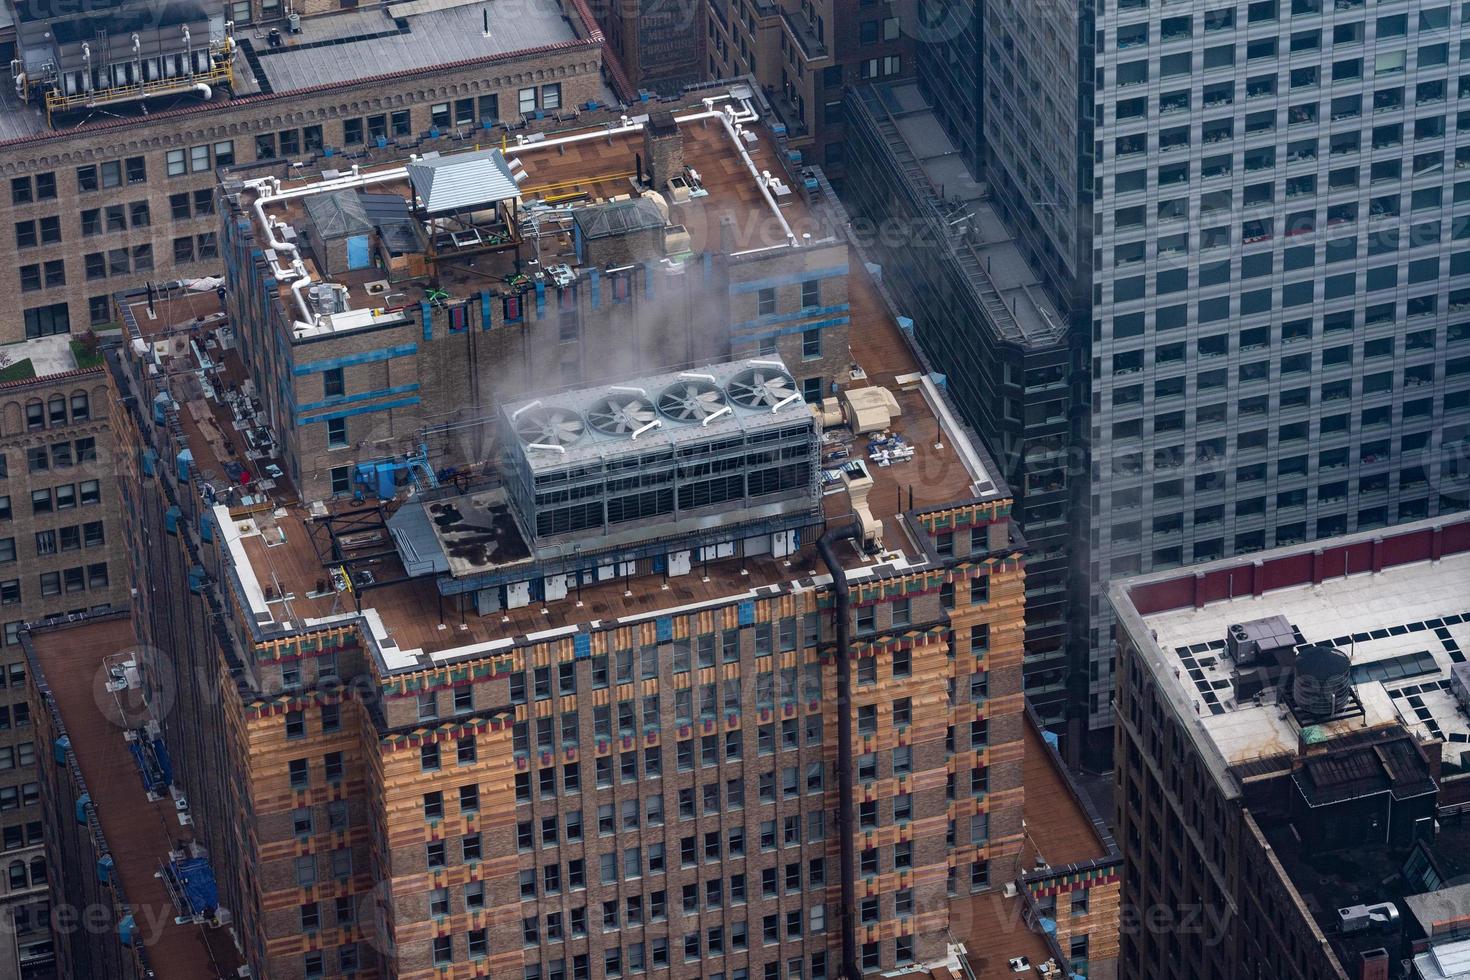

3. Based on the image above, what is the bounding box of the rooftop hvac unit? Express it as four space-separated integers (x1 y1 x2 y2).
1451 661 1470 709
1225 615 1296 663
499 358 818 545
819 386 902 435
1337 903 1400 934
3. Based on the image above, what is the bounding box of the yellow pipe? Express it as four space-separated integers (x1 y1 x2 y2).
521 170 635 196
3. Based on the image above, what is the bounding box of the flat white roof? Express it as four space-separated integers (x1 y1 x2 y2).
1415 937 1470 980
1142 551 1470 767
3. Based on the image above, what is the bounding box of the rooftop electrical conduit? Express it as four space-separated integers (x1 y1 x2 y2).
816 519 863 980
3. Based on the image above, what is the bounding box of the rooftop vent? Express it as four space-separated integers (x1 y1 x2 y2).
513 402 585 449
1337 902 1400 934
587 391 659 438
727 364 798 411
657 377 729 424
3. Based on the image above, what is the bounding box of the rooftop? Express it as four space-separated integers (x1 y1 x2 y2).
1021 718 1111 869
1257 804 1470 980
1129 546 1470 774
27 616 242 979
0 0 617 145
121 192 1008 676
0 334 87 381
1417 937 1470 980
848 81 1068 349
1406 882 1470 941
244 93 838 336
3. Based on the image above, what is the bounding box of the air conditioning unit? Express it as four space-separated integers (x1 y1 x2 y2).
1338 902 1400 933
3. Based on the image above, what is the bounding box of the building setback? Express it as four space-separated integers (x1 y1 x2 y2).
0 0 628 343
25 88 1036 979
1111 515 1470 980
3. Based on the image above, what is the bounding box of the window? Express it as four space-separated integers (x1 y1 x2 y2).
802 329 821 359
542 84 561 110
327 418 348 449
23 304 69 339
519 87 538 114
323 368 345 398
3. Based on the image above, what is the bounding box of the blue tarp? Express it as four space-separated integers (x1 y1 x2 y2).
168 857 219 917
127 736 173 796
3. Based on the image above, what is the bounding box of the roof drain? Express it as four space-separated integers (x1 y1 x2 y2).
816 519 863 980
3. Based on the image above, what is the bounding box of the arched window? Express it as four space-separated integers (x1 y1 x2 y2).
47 395 66 426
24 402 44 431
70 392 89 422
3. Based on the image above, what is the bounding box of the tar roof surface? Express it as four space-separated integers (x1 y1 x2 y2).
29 617 243 979
1021 720 1111 869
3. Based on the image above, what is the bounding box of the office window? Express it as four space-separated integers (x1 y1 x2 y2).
327 418 348 449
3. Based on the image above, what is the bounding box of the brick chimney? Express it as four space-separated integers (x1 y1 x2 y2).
1359 948 1388 980
643 109 684 191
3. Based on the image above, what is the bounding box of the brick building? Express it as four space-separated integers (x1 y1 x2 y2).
704 0 911 176
20 89 1037 979
1111 515 1470 980
0 338 130 979
0 0 629 343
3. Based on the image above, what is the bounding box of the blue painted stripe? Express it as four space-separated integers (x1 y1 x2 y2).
732 303 850 332
535 279 546 319
293 344 418 376
297 383 421 413
298 396 421 424
480 290 492 330
729 265 847 293
421 301 432 341
746 317 850 341
590 268 601 308
644 261 656 299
